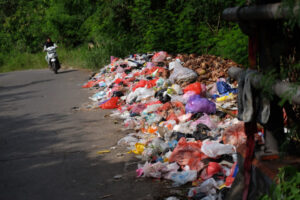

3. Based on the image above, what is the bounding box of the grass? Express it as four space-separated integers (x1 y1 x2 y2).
0 51 46 73
0 46 95 73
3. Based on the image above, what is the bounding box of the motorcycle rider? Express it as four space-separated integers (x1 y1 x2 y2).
43 37 60 68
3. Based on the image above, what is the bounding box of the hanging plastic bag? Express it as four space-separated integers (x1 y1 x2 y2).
185 95 216 114
222 122 247 148
183 82 202 95
99 97 120 109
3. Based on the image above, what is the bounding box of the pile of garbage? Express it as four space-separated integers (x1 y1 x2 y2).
82 51 248 199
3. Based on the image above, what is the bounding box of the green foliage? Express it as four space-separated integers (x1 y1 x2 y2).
281 0 300 28
0 51 45 72
0 0 249 71
260 166 300 200
209 25 248 65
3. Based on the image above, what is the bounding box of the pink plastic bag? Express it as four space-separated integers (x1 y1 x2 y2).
130 103 147 114
152 51 167 62
169 138 205 171
183 91 196 103
191 113 216 130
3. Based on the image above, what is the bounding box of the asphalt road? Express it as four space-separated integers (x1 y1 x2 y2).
0 69 166 200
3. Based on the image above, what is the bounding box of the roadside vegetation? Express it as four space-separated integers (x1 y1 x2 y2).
0 0 247 72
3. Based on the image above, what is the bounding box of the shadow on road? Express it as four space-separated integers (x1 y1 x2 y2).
0 90 36 112
0 112 169 200
58 70 77 74
0 79 53 91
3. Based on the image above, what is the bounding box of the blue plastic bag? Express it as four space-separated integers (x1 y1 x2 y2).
216 81 237 94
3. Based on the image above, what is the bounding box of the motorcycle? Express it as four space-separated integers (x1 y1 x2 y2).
45 46 60 74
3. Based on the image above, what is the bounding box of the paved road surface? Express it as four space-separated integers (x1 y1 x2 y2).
0 69 166 200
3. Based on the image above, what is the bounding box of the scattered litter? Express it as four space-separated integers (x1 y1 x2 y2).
97 150 111 154
113 174 123 179
82 52 246 199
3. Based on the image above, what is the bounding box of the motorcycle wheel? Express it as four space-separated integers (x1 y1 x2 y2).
51 62 58 74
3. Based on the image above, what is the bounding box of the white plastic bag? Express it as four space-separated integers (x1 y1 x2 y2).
139 162 167 178
169 61 197 84
201 141 236 158
172 84 183 95
165 197 180 200
188 178 218 197
117 135 138 146
142 104 163 114
173 121 195 134
170 170 197 186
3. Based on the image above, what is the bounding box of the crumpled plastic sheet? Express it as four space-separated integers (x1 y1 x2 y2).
118 134 139 146
188 178 218 198
137 161 179 179
152 51 167 63
201 140 236 158
170 170 198 186
169 61 198 85
126 87 155 103
191 113 217 130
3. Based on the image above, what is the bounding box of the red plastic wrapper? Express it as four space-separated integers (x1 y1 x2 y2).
141 67 167 76
99 97 120 109
145 101 162 106
82 80 101 88
132 80 147 91
114 78 123 84
132 79 158 91
157 101 185 124
200 162 222 180
183 82 202 95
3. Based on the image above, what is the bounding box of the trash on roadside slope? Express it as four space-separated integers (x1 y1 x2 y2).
82 52 244 199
